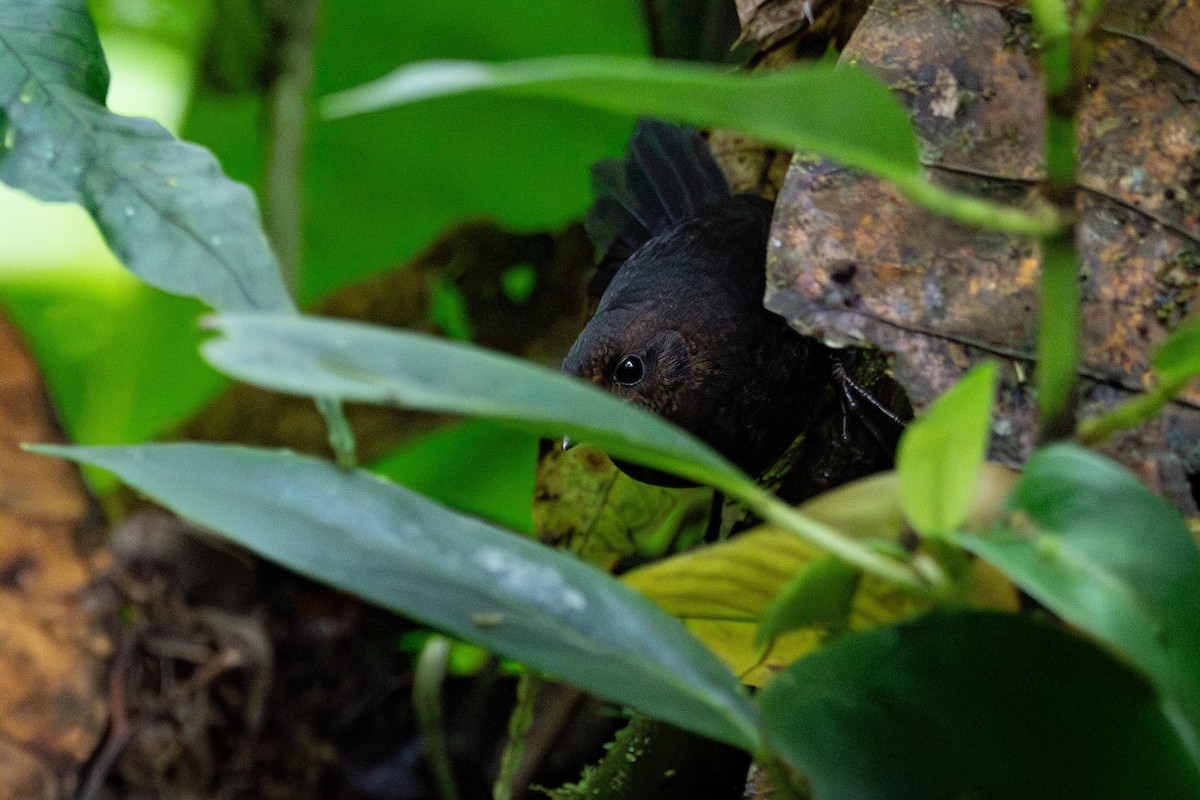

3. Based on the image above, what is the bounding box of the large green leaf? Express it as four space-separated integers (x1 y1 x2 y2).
201 312 748 491
0 0 293 312
200 312 935 590
958 444 1200 766
33 442 760 751
185 0 646 303
896 361 997 536
322 56 1063 236
760 611 1200 800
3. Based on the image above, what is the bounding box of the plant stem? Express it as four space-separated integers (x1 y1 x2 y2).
493 672 542 800
757 750 808 800
262 0 320 292
734 484 939 596
414 636 461 800
1035 233 1081 440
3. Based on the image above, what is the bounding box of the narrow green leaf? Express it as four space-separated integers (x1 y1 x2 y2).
761 611 1200 800
31 442 760 751
1152 314 1200 384
959 444 1200 766
0 0 294 313
202 312 932 592
1077 314 1200 444
897 362 997 536
201 313 749 492
322 56 1064 236
324 56 919 177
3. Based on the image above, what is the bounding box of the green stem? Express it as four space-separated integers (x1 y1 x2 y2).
493 672 542 800
414 636 461 800
757 750 808 800
1036 233 1081 440
261 0 320 292
1076 377 1188 445
732 484 940 597
892 172 1069 237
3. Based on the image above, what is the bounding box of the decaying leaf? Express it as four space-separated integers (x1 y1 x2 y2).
0 317 108 800
533 444 714 570
764 0 1200 512
735 0 871 56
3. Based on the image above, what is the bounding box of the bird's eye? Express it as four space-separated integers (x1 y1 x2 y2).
613 354 646 386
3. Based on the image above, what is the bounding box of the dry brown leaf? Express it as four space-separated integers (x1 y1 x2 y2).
765 0 1200 511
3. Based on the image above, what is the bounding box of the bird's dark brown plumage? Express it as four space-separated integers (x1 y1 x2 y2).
563 120 827 478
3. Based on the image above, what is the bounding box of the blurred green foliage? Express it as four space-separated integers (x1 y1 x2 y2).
1 0 644 510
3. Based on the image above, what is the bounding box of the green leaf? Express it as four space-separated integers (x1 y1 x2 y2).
201 312 749 492
371 420 539 535
760 611 1200 800
201 314 931 591
324 56 917 175
756 555 860 647
321 56 1065 236
896 362 997 536
0 0 293 312
1153 314 1200 384
1077 313 1200 445
32 442 760 751
185 0 647 303
959 444 1200 766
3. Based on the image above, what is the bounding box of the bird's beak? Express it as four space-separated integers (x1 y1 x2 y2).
561 436 575 451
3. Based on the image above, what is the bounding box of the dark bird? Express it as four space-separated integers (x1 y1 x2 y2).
563 119 827 479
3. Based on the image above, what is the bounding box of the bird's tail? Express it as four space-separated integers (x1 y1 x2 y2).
586 119 732 282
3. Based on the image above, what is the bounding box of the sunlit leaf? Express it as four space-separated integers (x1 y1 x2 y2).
0 0 293 313
624 469 1019 684
201 313 750 492
31 442 761 751
959 444 1200 766
761 611 1200 800
897 361 997 536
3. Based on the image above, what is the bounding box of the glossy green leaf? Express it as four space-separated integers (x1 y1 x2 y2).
0 0 293 312
32 442 760 751
201 313 931 590
201 312 748 492
959 444 1200 766
761 611 1200 800
897 362 997 536
323 56 1065 236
